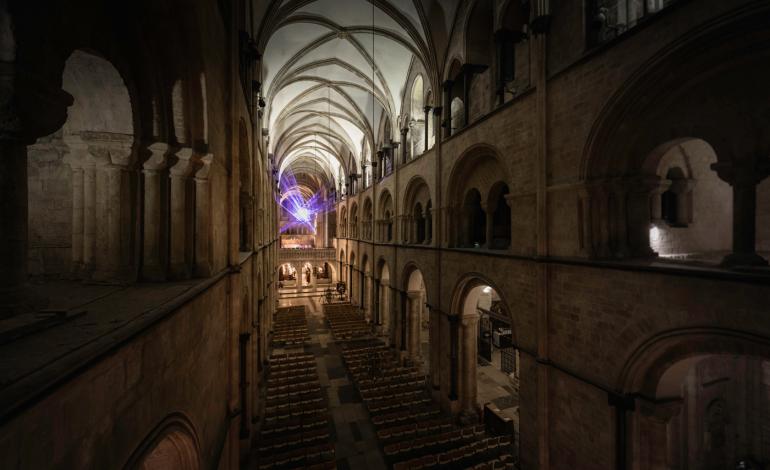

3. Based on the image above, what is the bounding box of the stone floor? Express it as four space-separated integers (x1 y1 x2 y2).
276 297 388 470
476 348 519 423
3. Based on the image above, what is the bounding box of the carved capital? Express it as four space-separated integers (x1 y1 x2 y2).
169 147 196 178
195 153 214 181
143 142 170 172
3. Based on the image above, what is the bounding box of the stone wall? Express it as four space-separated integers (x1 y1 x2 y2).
0 280 231 469
27 135 72 278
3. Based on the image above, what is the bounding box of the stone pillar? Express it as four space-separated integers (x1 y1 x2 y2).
449 315 460 401
194 154 213 277
407 290 422 360
142 143 169 281
89 139 133 281
649 179 671 223
429 309 441 389
169 147 196 279
63 137 88 276
82 155 97 274
424 106 432 148
400 128 409 164
484 203 493 249
712 160 770 266
442 80 453 139
627 177 664 258
461 313 480 413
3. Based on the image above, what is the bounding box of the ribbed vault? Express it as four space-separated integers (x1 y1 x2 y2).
259 0 445 192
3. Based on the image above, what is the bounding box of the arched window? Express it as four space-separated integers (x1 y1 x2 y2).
451 97 465 132
410 76 426 157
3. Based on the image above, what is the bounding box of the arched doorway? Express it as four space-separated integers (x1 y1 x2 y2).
28 49 136 283
126 415 201 470
628 351 770 469
453 278 520 458
374 260 392 342
403 266 428 373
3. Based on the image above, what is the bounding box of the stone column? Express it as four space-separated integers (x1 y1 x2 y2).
429 309 441 389
461 313 480 413
449 315 460 401
627 177 664 258
484 203 494 249
89 139 133 281
169 147 196 279
142 143 169 281
649 179 672 223
63 137 88 276
400 128 409 164
712 160 770 266
194 154 213 277
407 290 422 360
82 154 97 274
381 280 391 342
424 106 432 148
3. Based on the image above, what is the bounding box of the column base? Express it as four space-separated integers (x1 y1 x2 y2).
720 252 769 268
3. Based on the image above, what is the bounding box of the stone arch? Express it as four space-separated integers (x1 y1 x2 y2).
408 75 426 157
449 273 519 428
124 413 201 470
378 189 394 242
580 9 770 265
401 263 429 368
618 329 770 470
447 144 509 248
402 176 433 245
349 202 359 239
362 197 373 241
28 48 140 283
339 205 348 238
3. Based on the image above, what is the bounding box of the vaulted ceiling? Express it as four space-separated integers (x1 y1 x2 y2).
258 0 461 192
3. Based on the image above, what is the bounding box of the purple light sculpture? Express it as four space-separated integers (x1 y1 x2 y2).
278 170 335 234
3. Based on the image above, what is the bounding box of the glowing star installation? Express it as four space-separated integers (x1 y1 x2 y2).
278 170 335 234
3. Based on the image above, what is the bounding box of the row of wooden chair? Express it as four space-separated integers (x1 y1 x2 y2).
259 308 336 469
324 303 372 340
272 306 310 346
391 436 513 470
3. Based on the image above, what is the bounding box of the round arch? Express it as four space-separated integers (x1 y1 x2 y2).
124 413 201 470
